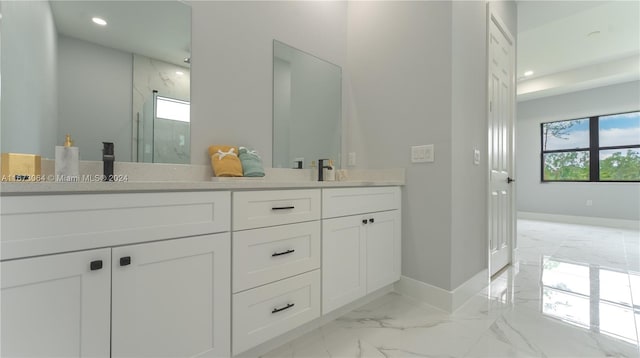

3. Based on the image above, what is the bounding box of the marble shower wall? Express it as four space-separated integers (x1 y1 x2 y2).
132 54 191 164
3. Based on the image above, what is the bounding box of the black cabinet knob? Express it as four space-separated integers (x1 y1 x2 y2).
120 256 131 266
369 218 375 223
90 260 103 271
362 219 368 224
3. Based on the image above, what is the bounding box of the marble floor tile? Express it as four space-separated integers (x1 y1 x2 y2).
262 220 640 358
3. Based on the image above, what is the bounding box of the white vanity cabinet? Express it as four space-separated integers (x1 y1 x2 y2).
322 187 401 314
1 248 112 357
111 234 230 358
231 189 321 355
0 191 231 358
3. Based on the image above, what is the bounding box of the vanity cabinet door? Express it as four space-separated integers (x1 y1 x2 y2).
111 233 231 358
1 248 111 358
322 215 367 314
366 210 401 293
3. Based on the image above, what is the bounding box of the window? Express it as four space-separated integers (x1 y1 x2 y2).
541 111 640 182
156 96 190 123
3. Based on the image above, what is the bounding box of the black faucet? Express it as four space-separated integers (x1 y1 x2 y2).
102 142 114 181
318 159 330 181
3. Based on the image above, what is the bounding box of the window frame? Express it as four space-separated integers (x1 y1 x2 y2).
540 110 640 183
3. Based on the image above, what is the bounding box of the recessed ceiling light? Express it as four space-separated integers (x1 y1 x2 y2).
92 17 107 26
176 71 184 76
183 57 191 64
524 70 534 77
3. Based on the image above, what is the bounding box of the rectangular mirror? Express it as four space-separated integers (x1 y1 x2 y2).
273 40 342 169
1 1 191 164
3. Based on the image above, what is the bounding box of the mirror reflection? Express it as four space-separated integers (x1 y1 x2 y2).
273 40 342 169
0 1 191 163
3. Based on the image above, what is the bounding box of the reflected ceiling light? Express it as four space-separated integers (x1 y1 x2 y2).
92 17 107 26
524 70 534 77
587 30 601 37
176 71 184 76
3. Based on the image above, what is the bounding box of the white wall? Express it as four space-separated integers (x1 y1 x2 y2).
57 36 132 162
347 1 454 290
348 1 515 291
0 1 57 159
450 1 489 289
517 81 640 221
189 1 348 166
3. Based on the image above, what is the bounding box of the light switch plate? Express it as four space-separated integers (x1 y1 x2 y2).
411 144 434 163
473 149 480 165
348 152 356 166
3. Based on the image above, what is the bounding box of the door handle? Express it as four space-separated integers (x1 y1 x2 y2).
362 219 368 224
120 256 131 266
272 206 295 211
271 303 295 314
507 177 515 184
90 260 103 271
272 249 295 257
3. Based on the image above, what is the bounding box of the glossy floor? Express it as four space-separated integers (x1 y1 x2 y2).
263 219 640 357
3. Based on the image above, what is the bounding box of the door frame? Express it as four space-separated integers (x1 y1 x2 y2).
486 6 517 278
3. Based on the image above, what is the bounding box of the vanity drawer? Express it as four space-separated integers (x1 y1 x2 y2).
233 221 320 293
232 189 320 230
232 270 320 355
1 191 231 260
322 187 400 218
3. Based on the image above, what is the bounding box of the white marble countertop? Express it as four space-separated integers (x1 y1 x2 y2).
0 179 403 195
0 166 405 195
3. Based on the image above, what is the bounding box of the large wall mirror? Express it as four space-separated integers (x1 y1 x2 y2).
0 1 191 164
273 40 342 169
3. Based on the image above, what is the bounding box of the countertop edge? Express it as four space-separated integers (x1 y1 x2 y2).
0 180 404 195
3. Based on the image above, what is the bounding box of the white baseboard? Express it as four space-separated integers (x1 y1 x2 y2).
518 211 640 230
394 269 488 313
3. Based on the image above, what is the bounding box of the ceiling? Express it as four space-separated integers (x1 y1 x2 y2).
49 1 191 68
517 1 640 101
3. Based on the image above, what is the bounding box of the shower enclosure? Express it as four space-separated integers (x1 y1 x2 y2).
137 90 191 164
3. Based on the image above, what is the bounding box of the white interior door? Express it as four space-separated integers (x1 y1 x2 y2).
488 12 515 277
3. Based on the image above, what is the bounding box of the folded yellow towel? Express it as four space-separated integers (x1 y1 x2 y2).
208 145 243 177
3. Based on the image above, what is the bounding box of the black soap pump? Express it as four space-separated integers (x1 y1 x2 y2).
102 142 114 181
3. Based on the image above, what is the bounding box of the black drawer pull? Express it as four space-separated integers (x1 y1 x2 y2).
90 260 103 271
369 218 375 223
272 206 295 211
120 256 131 266
272 249 295 257
362 219 368 224
271 303 295 314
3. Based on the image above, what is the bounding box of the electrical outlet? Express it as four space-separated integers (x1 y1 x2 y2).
586 200 593 206
348 152 356 166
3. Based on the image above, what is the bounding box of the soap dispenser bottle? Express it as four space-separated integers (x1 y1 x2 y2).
55 134 79 182
310 161 317 181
